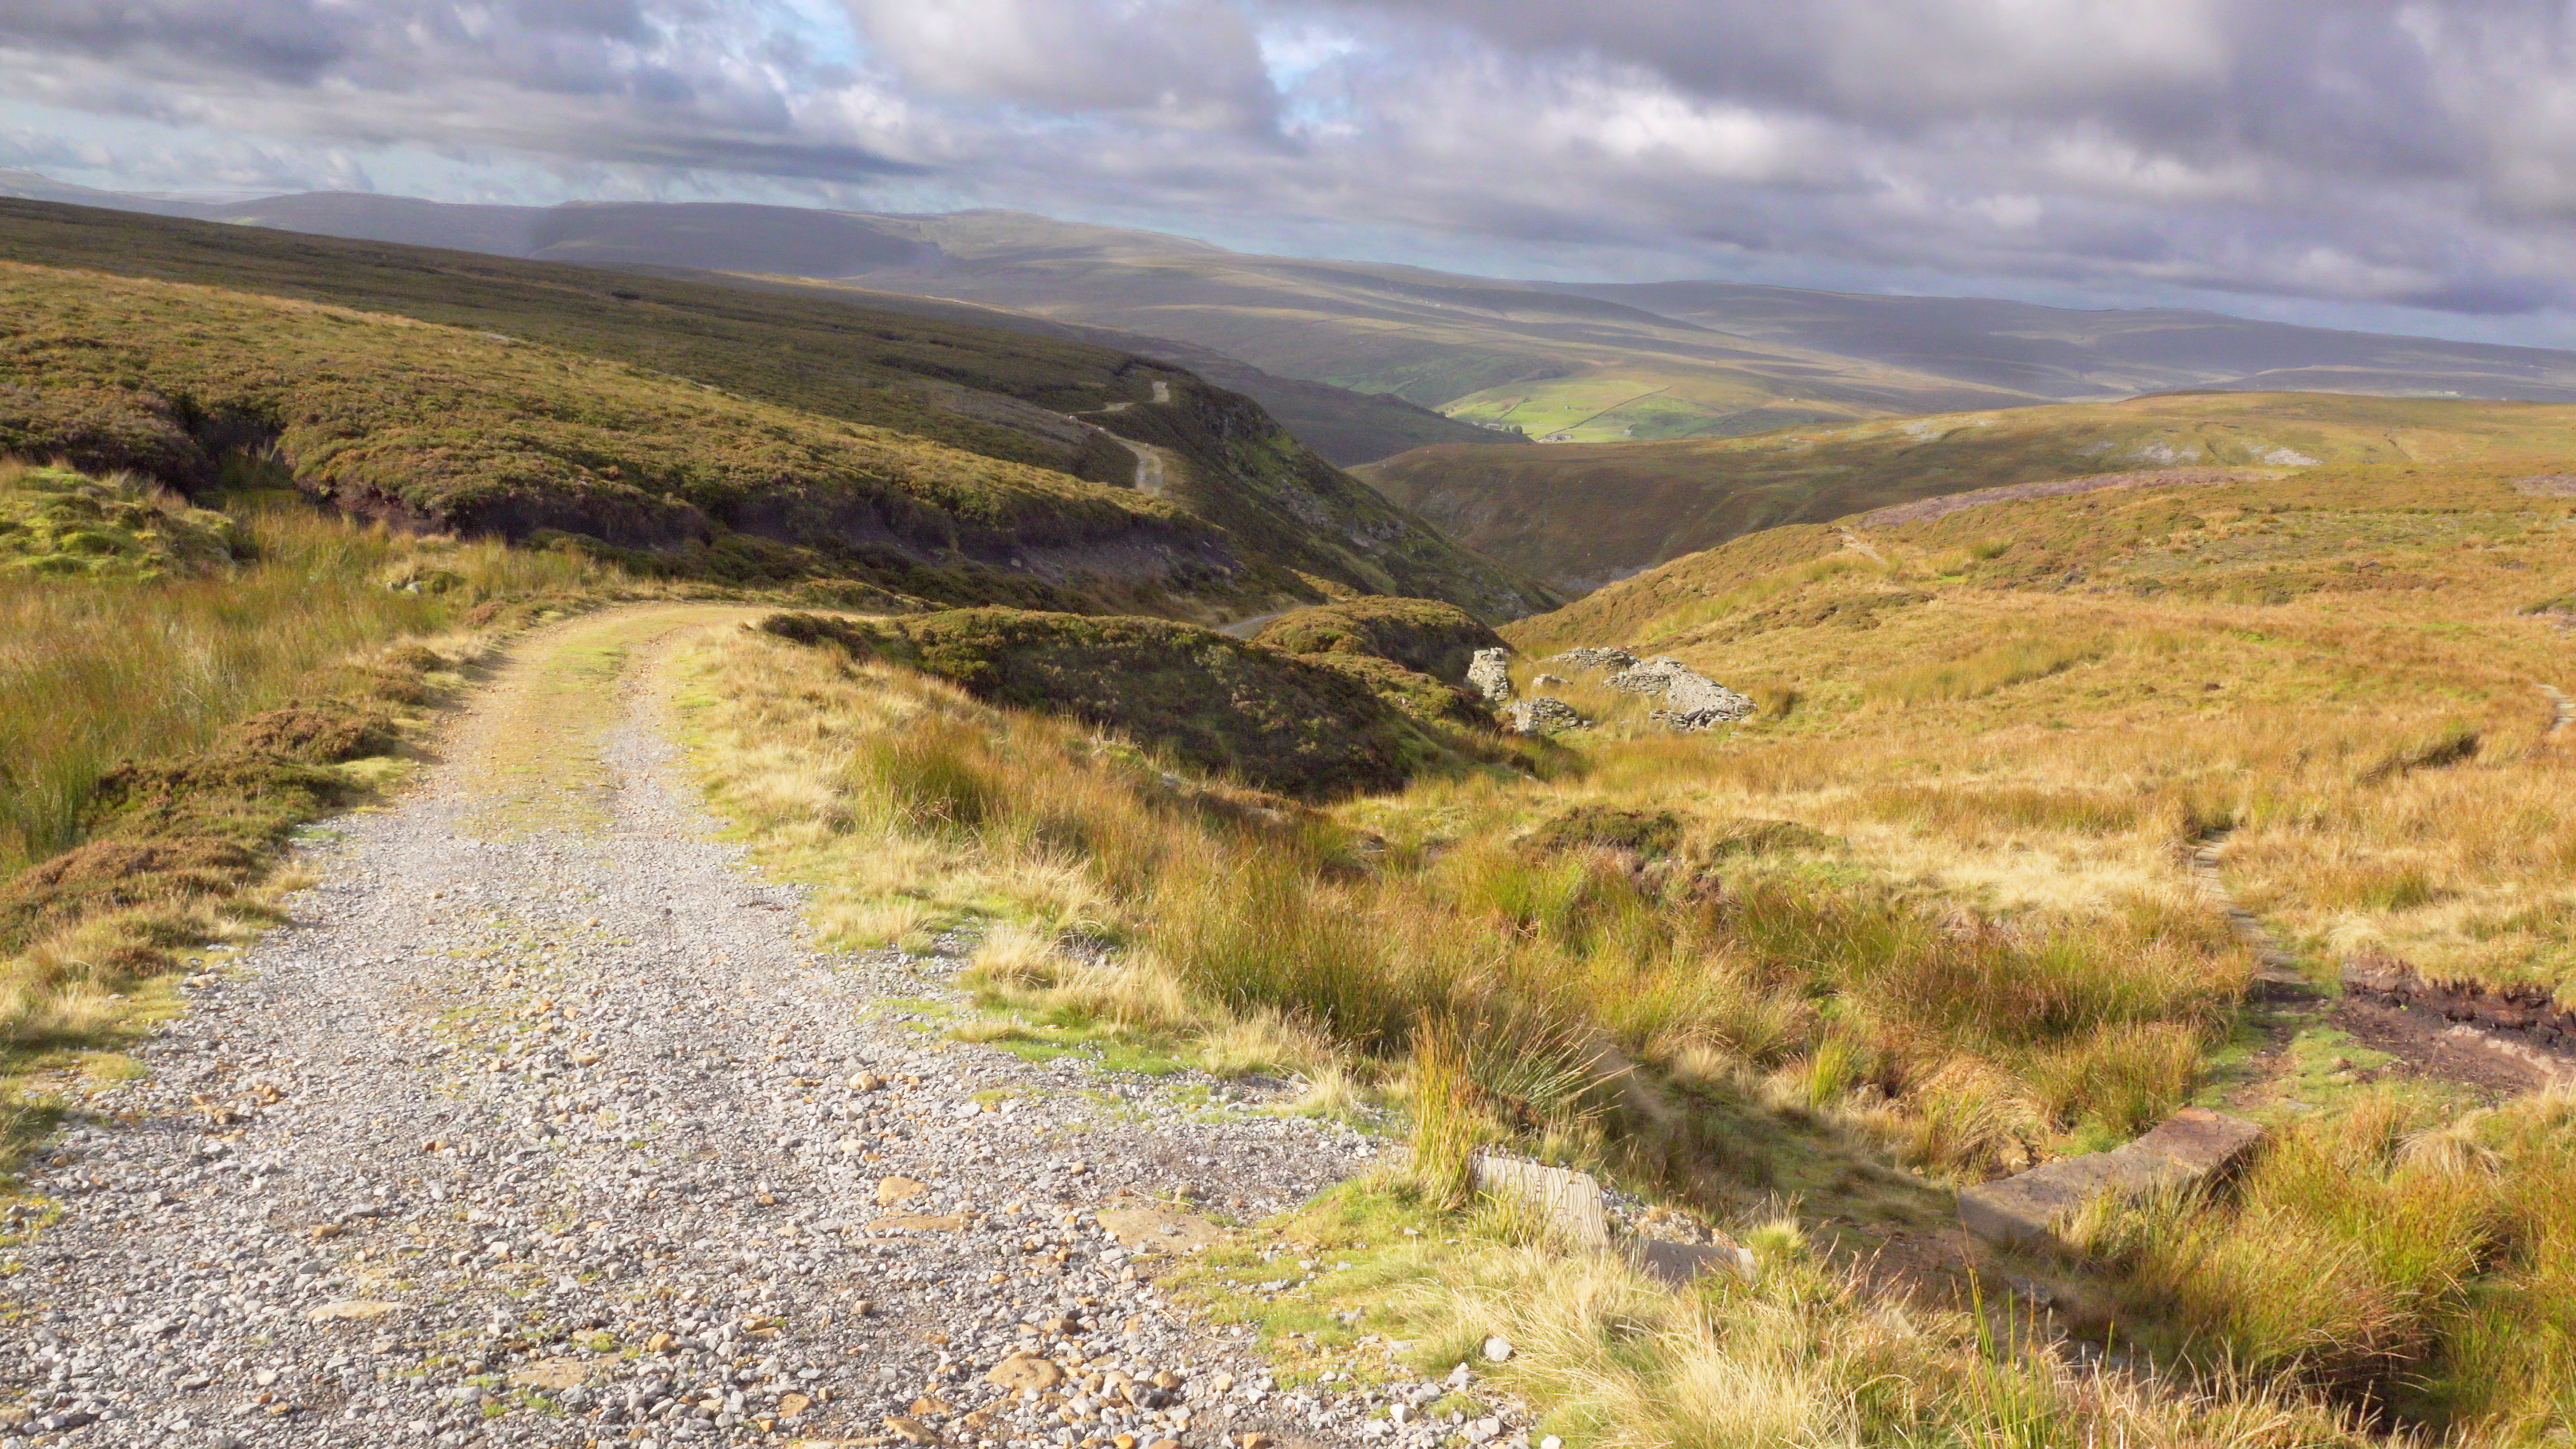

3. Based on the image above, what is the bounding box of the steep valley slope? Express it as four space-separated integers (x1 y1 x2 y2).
1360 390 2576 591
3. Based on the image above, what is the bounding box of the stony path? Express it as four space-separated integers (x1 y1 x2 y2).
2 609 1523 1449
2186 833 2304 992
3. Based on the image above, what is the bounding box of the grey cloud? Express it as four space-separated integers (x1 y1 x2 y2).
844 0 1276 126
2 0 2575 326
0 0 356 81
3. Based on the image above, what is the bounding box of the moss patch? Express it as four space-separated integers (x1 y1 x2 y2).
0 465 241 580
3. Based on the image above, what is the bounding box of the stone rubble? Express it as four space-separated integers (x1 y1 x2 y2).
1500 699 1584 737
1538 649 1634 674
1601 658 1756 732
0 678 1534 1449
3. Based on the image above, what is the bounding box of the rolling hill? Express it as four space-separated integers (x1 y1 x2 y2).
0 198 1555 619
0 181 1508 467
1549 280 2576 405
1356 391 2576 591
31 178 2576 447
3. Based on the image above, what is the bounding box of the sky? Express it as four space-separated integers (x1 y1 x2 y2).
10 0 2576 346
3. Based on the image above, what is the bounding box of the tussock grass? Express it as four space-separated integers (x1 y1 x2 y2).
2071 1089 2576 1425
1173 1178 2367 1449
0 468 626 1054
1458 466 2576 1434
1507 469 2576 996
1865 632 2106 705
1402 1236 2367 1449
677 460 2576 1443
0 479 602 877
686 624 2246 1191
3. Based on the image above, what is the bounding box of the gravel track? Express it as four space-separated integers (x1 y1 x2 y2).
4 611 1525 1449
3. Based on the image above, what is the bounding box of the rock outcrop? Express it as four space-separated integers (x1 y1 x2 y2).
1470 1153 1754 1285
1466 647 1515 704
1541 647 1756 731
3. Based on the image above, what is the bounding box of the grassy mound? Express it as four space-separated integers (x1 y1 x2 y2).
1528 803 1688 861
0 634 471 1042
1251 595 1507 686
758 609 1470 798
0 462 241 579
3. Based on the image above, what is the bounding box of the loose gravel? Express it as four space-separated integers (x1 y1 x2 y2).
1 616 1534 1449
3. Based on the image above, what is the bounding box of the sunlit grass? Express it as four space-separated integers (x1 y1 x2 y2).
0 483 604 875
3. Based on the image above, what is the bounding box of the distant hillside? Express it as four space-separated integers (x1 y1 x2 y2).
1551 280 2576 406
0 199 1554 619
674 274 1513 468
39 180 2576 446
1356 392 2576 592
14 187 1507 468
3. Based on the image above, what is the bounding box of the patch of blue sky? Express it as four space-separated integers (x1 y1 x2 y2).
1256 17 1363 93
753 0 871 72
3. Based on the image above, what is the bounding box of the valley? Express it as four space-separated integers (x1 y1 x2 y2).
24 177 2576 462
0 197 2572 1449
1360 390 2576 590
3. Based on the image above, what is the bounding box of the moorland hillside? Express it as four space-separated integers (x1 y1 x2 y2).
9 176 2576 1447
0 262 1235 608
0 200 1554 618
1360 390 2576 589
0 190 1507 466
42 180 2576 441
686 455 2576 1439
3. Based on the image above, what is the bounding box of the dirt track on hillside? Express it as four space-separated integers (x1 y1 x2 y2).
2 607 1510 1449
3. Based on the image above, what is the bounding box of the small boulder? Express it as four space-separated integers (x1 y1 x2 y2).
984 1353 1064 1391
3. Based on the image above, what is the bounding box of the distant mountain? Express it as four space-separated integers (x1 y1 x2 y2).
0 168 211 218
21 174 2576 445
1551 280 2576 407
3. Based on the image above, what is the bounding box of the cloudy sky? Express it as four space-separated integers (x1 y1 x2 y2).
10 0 2576 344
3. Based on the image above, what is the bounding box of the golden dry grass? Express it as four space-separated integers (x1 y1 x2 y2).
667 461 2576 1441
0 479 608 877
678 619 2252 1198
1505 468 2576 998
